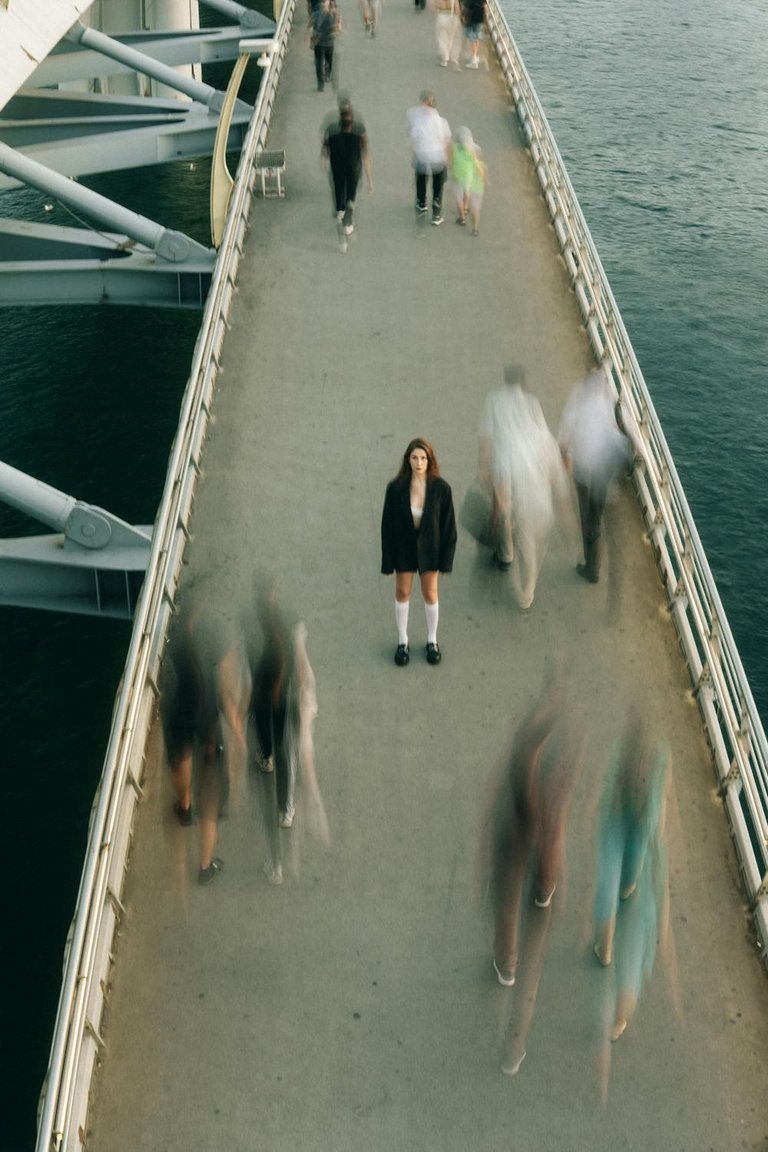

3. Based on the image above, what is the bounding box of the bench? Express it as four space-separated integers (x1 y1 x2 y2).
253 150 286 198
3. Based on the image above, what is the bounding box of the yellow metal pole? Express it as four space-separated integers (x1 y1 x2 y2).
209 52 250 248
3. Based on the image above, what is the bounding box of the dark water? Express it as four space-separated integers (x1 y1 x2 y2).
3 0 768 1145
502 0 768 702
0 173 204 1152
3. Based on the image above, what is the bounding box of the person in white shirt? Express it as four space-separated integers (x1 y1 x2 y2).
479 363 566 610
558 362 634 584
406 90 452 225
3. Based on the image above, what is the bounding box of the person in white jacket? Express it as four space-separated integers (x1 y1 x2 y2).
479 363 566 610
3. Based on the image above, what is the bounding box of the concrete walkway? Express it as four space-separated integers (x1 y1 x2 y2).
85 4 768 1150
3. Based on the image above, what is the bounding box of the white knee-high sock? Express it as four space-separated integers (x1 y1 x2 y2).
425 601 439 644
395 601 410 645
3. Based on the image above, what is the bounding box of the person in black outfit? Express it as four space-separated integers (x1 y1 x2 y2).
321 100 373 249
461 0 485 66
380 437 457 666
311 0 339 91
248 585 297 884
161 598 239 886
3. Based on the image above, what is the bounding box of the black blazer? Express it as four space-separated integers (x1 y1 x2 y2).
381 476 457 575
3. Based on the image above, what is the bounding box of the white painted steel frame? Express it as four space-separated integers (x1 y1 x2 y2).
484 0 768 962
34 1 296 1147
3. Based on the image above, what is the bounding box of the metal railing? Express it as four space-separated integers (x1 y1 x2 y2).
485 0 768 963
34 2 297 1148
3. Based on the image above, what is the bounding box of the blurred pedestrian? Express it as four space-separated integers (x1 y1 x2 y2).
381 437 457 666
592 714 676 1095
461 0 485 67
478 363 566 609
311 0 340 92
359 0 382 36
451 125 487 235
592 714 668 976
248 586 296 884
406 90 452 226
161 597 241 885
321 98 373 251
481 663 584 1073
248 587 329 884
558 362 633 584
432 0 462 67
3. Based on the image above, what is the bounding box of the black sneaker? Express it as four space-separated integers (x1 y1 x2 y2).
174 802 192 827
426 642 442 665
394 643 410 666
198 858 223 886
576 563 599 584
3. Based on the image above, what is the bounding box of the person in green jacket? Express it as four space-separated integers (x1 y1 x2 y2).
451 126 487 234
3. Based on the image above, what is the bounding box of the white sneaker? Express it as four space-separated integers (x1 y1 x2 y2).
279 806 295 829
344 224 354 236
263 859 283 885
493 958 516 987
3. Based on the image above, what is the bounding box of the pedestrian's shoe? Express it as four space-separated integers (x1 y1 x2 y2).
394 643 410 667
593 941 611 967
263 859 283 885
501 1050 526 1076
493 958 516 987
258 755 274 774
174 801 192 827
576 563 599 584
426 642 441 665
493 550 512 572
534 882 556 908
431 214 444 226
198 857 223 886
279 806 295 829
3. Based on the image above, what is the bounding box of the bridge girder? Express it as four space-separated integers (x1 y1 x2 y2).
0 102 250 190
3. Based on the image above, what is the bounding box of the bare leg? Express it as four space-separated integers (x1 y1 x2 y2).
493 841 527 981
171 747 193 812
198 741 221 871
502 900 554 1073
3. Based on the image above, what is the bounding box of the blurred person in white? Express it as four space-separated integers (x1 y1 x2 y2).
478 363 566 610
558 361 633 585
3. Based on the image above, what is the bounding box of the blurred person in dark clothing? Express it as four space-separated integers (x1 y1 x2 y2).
321 98 373 251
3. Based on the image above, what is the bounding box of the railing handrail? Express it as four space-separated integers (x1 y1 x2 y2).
35 2 298 1147
485 0 767 955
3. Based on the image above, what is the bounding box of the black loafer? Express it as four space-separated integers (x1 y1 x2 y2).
576 563 599 584
426 642 441 665
394 643 410 666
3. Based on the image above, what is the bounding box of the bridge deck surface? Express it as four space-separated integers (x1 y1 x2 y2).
85 5 768 1150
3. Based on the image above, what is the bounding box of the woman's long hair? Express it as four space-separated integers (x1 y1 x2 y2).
395 437 441 482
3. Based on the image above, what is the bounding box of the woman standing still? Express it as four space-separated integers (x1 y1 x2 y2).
381 438 457 666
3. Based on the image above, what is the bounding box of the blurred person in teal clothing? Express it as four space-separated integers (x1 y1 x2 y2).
592 712 679 1098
